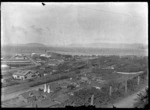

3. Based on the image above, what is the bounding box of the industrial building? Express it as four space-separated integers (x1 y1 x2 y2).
14 54 27 60
13 70 39 80
1 64 10 69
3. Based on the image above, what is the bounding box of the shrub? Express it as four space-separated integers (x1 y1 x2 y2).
133 88 148 108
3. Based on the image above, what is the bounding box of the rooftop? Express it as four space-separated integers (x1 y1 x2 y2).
13 70 35 76
1 64 9 68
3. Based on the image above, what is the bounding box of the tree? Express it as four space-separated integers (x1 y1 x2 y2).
133 87 148 108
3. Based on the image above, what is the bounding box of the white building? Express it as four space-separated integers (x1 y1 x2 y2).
40 54 51 58
1 64 9 69
13 70 39 80
15 54 26 59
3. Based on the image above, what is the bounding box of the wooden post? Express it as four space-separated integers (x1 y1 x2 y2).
147 69 148 81
125 80 127 93
72 102 75 106
109 86 112 96
36 103 38 108
32 102 34 108
87 60 89 66
90 94 94 106
137 76 140 85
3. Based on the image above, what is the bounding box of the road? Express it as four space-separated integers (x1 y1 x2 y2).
112 86 147 108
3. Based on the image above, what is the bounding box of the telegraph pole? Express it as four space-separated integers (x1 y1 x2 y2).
125 80 127 93
147 69 148 81
90 94 94 106
137 76 140 85
109 86 112 96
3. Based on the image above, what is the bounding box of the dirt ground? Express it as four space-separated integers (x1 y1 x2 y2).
107 84 148 108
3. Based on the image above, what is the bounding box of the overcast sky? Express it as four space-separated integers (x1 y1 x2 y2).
1 2 148 46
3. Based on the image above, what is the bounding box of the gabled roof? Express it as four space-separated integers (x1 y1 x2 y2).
13 70 35 76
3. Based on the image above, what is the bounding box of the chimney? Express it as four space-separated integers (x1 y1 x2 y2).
47 85 50 93
44 84 47 92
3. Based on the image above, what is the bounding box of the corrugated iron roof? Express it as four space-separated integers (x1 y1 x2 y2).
13 70 35 76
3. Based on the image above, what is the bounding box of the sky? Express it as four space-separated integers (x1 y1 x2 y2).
1 2 148 46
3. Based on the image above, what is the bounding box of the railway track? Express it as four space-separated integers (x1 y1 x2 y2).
2 65 37 74
1 72 75 102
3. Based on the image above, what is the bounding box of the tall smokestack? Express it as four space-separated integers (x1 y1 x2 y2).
44 84 47 92
47 85 50 93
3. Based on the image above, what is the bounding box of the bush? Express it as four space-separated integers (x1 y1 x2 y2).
67 85 75 90
133 88 148 108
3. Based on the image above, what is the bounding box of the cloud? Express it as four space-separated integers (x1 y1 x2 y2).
11 25 28 35
1 3 148 45
30 25 43 34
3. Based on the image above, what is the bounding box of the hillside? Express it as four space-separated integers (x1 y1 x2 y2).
68 43 147 50
2 43 46 48
24 43 46 47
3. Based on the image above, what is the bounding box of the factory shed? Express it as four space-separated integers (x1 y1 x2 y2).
13 70 39 80
14 54 26 59
1 64 9 68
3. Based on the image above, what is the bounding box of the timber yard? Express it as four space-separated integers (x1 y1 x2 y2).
1 51 148 108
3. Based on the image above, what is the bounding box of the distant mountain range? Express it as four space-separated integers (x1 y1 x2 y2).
2 42 148 56
2 42 148 50
23 43 46 47
2 43 46 47
67 43 148 50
